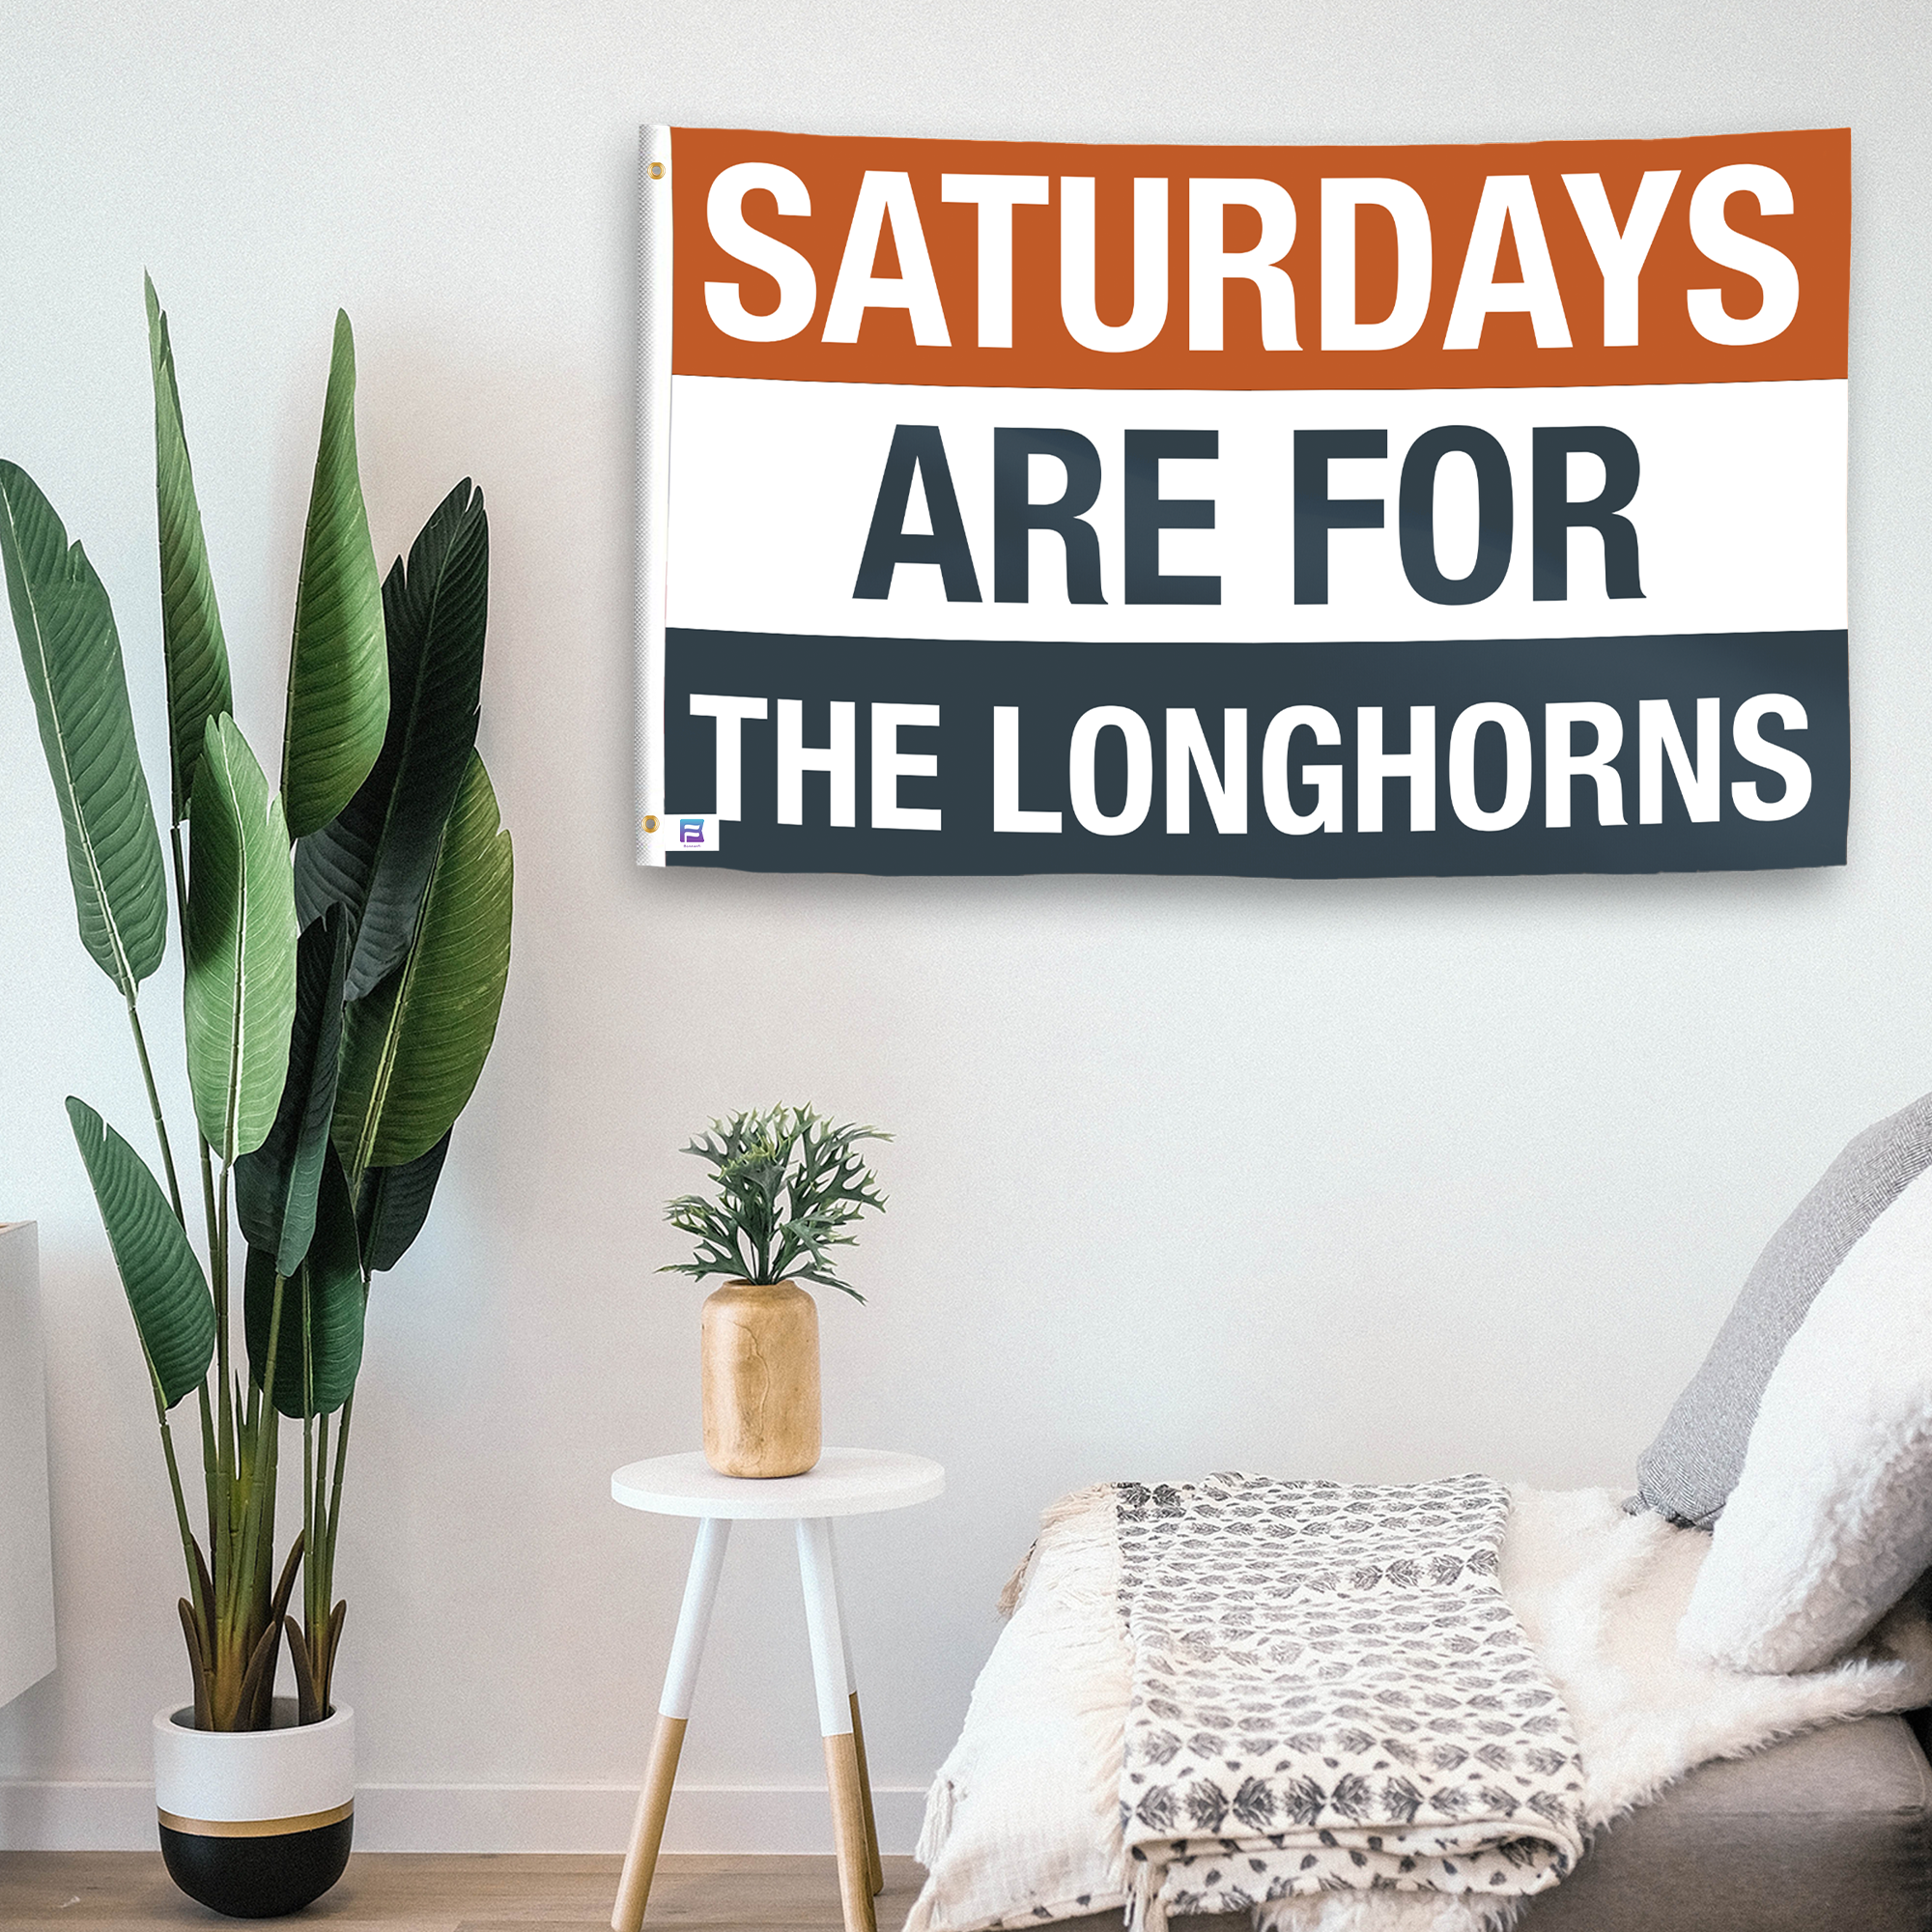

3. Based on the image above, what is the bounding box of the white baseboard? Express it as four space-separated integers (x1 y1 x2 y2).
0 1779 929 1855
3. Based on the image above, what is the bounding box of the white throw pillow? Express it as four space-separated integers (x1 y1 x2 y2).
1678 1163 1932 1673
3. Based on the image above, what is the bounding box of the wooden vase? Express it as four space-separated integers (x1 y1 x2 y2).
700 1280 821 1478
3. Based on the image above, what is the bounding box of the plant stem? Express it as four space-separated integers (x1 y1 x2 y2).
167 821 227 1585
124 996 184 1225
231 1270 285 1675
155 1382 208 1637
301 1410 314 1659
313 1328 360 1714
214 1164 234 1601
325 1387 353 1571
161 822 224 1719
195 1380 220 1605
310 1408 328 1642
301 1298 317 1653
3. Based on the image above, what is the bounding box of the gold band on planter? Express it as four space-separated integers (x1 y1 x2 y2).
157 1800 354 1838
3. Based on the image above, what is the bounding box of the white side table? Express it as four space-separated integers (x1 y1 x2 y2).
609 1447 945 1932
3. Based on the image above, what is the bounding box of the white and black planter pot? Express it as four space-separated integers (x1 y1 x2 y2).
153 1699 354 1918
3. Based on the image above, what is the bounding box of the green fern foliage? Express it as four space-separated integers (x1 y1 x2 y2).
662 1104 890 1301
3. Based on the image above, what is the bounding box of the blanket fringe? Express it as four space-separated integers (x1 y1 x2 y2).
1125 1857 1166 1932
914 1774 955 1868
997 1481 1119 1617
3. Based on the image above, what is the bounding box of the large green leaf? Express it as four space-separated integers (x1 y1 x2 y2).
235 907 349 1274
296 479 488 999
333 753 512 1176
145 274 233 825
184 715 299 1163
280 311 387 839
355 1130 451 1274
67 1097 214 1408
0 462 168 994
243 1147 364 1419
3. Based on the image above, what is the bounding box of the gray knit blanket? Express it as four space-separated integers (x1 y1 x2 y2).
1115 1474 1586 1928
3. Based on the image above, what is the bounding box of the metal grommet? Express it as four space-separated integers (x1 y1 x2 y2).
641 813 660 834
648 161 665 182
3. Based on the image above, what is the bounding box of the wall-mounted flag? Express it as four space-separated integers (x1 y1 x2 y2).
637 125 1849 878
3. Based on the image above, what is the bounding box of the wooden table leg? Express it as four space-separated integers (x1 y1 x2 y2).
847 1692 885 1896
827 1533 885 1896
797 1518 876 1932
612 1714 685 1931
611 1517 731 1932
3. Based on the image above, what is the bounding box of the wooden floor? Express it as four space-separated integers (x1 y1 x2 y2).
0 1852 925 1932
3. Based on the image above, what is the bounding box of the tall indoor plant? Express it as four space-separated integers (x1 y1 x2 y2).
3 280 513 1912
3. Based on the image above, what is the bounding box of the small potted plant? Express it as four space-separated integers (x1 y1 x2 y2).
3 282 512 1916
663 1107 890 1478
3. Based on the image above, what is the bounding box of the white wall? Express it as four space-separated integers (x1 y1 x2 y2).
1 0 1927 1855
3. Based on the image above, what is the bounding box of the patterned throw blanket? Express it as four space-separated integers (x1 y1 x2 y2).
1115 1474 1585 1929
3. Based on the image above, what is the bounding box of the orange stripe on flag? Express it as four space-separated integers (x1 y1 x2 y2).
665 126 1847 392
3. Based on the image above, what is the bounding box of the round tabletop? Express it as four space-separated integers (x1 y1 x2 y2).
611 1447 945 1520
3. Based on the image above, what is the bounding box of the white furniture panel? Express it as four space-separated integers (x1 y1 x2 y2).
0 1222 56 1707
